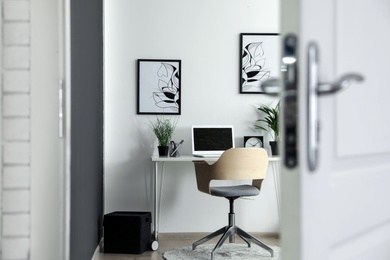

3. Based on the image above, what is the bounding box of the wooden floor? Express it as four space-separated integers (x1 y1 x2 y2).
92 232 280 260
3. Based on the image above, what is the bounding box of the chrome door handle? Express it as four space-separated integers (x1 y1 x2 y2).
261 78 281 96
307 43 319 172
307 42 364 172
318 73 364 95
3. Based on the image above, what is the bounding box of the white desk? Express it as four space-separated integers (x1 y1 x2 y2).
150 155 281 248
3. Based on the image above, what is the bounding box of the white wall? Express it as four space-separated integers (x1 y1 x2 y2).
104 0 280 232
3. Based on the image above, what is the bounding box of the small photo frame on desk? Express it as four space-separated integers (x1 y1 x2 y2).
240 33 280 94
137 59 181 115
169 140 183 157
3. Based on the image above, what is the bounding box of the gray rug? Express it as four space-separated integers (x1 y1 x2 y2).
163 244 280 260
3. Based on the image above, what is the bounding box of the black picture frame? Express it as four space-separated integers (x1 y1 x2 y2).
137 59 181 115
240 33 280 94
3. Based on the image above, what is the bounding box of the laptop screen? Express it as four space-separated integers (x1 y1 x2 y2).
191 125 235 156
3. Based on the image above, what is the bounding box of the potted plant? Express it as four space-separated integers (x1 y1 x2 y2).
255 102 280 155
149 116 177 156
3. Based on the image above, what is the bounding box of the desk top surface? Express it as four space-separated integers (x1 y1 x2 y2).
151 155 280 162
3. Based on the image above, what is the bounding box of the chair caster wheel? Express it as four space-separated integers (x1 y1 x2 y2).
151 240 159 251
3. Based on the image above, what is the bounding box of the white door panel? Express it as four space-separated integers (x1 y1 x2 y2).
281 0 390 259
329 221 390 260
336 0 390 157
329 166 390 243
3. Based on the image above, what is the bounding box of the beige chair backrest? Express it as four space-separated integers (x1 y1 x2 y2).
193 148 269 194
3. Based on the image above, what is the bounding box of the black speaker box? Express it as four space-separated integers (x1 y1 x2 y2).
103 211 151 254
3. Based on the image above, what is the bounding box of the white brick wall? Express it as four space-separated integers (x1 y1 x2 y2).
3 47 30 69
2 214 29 236
3 22 30 45
2 0 32 259
3 142 30 164
3 70 30 92
3 190 30 213
2 238 30 260
2 118 30 140
2 94 30 116
3 166 30 188
3 0 30 21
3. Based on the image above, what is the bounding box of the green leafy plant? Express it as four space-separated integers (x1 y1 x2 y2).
149 116 177 146
255 102 280 141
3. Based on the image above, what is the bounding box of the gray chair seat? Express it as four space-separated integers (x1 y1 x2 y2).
210 185 260 197
192 148 274 259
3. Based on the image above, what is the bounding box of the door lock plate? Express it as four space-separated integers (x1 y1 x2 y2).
283 34 298 169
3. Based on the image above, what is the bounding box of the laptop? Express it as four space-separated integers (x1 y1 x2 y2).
191 125 235 157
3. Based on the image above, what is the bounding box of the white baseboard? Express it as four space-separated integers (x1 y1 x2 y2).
90 237 103 260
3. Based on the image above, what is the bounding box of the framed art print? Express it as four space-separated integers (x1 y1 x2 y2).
137 59 181 115
240 33 280 94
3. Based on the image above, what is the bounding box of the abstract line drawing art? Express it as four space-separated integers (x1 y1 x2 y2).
240 33 280 94
137 59 181 115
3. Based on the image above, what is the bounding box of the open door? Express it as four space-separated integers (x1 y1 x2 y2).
280 0 390 259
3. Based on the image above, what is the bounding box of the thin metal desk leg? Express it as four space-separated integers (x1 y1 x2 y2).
151 161 165 251
271 162 281 221
154 161 159 238
151 161 159 250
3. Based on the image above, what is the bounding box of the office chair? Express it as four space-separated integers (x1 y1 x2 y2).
192 148 274 259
